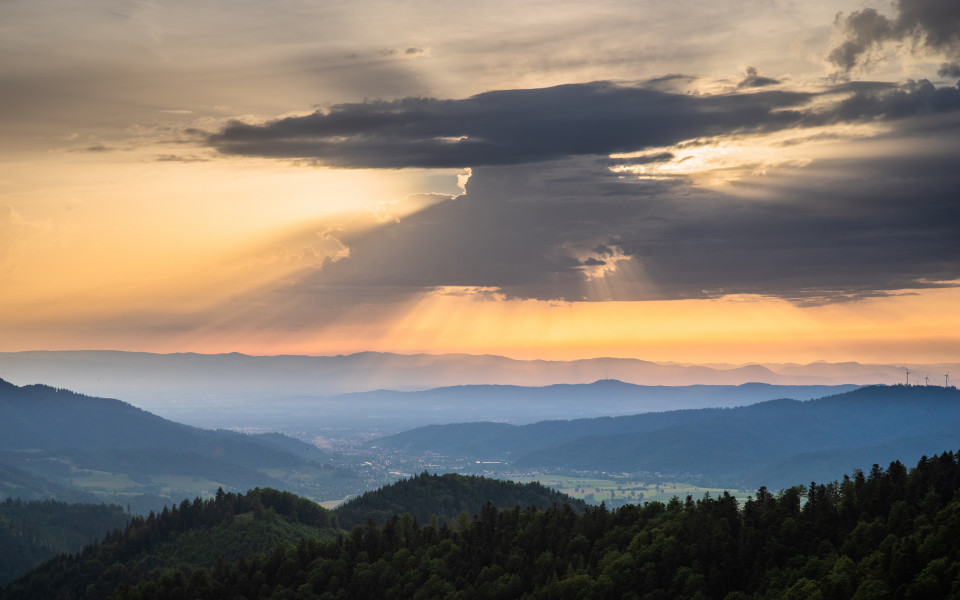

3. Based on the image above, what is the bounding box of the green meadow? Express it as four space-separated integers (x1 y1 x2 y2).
519 474 757 505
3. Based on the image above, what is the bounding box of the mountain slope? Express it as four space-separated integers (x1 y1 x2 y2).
0 379 310 464
515 385 960 486
0 378 354 509
376 385 960 487
369 406 728 458
0 463 104 504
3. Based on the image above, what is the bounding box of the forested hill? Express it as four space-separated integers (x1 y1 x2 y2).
7 454 960 599
1 488 337 600
376 385 960 488
334 472 587 529
0 499 129 585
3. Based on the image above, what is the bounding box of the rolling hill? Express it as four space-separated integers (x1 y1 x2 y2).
335 472 586 529
374 385 960 488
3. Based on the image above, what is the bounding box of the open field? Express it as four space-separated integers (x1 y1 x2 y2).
70 470 142 491
517 474 758 506
318 496 353 510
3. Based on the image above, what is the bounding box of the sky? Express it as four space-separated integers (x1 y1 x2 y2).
2 0 959 364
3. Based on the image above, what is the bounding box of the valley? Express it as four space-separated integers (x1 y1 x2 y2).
4 372 959 513
3 365 960 596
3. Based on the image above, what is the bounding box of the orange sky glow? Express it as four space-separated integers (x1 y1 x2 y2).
2 0 958 366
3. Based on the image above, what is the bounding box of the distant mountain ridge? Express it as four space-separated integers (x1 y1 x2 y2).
0 350 944 404
374 385 960 488
2 350 893 433
327 380 861 425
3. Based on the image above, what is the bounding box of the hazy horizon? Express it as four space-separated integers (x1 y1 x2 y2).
4 347 958 368
2 349 953 396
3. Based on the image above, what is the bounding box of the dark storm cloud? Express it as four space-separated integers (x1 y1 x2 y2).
829 0 960 73
277 139 960 305
289 158 670 304
209 82 815 168
939 62 960 78
209 79 960 168
208 77 960 306
826 79 960 121
615 152 960 303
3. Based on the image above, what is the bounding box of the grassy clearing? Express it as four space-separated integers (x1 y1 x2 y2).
516 474 757 505
318 495 352 510
70 470 141 491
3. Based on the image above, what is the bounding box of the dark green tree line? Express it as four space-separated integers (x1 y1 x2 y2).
6 452 960 599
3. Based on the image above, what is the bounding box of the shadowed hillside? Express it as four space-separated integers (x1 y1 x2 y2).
335 472 586 529
0 499 130 585
1 487 337 600
376 385 960 488
0 378 357 510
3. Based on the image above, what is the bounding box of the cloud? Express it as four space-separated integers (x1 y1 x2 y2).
939 62 960 78
616 152 960 304
66 143 114 153
605 152 675 169
208 81 816 168
155 154 210 163
825 79 960 122
255 134 960 308
200 76 960 308
829 0 960 74
378 46 428 58
737 66 780 89
208 79 960 169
